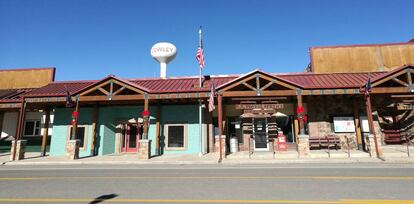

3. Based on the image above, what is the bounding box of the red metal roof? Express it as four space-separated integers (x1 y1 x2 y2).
278 72 386 89
22 70 394 98
0 89 33 102
24 81 96 97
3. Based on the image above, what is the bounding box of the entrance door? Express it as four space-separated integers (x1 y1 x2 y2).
121 124 139 152
253 118 268 150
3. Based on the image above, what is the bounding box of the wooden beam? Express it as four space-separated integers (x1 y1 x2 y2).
407 69 413 92
155 104 161 155
112 86 126 96
260 80 274 91
98 87 110 96
40 108 50 156
222 90 296 97
80 80 112 96
297 94 304 135
371 87 410 93
353 100 363 150
256 74 260 91
242 82 257 91
143 98 149 140
372 69 407 87
79 95 145 101
220 75 257 92
259 74 299 90
391 78 408 87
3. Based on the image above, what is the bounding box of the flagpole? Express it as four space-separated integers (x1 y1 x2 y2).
198 26 203 156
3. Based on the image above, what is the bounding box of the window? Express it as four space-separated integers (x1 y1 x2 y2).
164 124 187 150
24 120 41 136
69 126 86 148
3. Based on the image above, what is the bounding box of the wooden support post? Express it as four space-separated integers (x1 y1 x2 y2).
71 98 79 140
0 111 4 138
353 100 363 150
40 109 51 156
297 94 305 135
12 100 26 161
218 94 223 162
365 93 381 158
143 98 149 140
407 70 413 91
90 104 98 156
155 104 161 155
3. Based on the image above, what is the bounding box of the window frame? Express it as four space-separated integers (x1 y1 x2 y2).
164 123 188 151
66 125 89 150
23 120 41 137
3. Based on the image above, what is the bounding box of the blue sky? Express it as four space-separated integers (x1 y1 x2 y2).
1 0 413 81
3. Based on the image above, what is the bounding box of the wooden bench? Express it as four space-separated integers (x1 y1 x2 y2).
309 135 341 150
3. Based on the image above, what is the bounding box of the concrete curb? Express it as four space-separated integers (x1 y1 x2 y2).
3 157 414 166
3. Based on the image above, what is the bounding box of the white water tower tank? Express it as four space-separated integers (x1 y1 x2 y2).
150 42 177 78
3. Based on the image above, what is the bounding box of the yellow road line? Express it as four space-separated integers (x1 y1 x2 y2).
0 198 413 203
1 176 414 181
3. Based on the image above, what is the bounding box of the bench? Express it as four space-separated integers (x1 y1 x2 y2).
309 135 341 150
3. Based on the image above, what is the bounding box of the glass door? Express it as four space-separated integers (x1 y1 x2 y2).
253 118 268 150
121 124 139 152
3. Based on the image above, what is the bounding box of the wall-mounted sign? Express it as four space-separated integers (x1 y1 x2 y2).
360 116 370 133
244 109 275 114
397 103 414 110
333 116 355 133
236 104 284 110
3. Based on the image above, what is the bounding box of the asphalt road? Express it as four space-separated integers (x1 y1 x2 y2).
1 163 414 204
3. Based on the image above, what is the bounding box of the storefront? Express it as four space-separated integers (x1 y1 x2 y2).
5 64 412 159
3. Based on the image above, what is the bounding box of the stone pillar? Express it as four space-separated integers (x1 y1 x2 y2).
66 140 80 160
366 134 383 157
215 135 226 157
10 140 27 160
138 139 151 160
297 135 310 157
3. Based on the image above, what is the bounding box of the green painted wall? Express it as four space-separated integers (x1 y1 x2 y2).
50 108 93 157
157 105 205 155
49 104 205 157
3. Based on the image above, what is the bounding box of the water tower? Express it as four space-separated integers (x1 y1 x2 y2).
150 42 177 79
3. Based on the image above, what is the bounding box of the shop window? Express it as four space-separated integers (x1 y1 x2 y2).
24 120 41 136
69 126 87 148
164 124 187 150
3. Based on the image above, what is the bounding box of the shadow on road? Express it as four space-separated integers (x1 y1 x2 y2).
89 194 119 204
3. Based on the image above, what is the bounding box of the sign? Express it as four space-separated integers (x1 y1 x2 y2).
236 104 284 110
333 116 355 133
397 103 414 110
360 116 370 133
243 109 275 114
277 133 287 151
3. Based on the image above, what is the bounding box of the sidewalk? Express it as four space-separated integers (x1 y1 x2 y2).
1 145 414 166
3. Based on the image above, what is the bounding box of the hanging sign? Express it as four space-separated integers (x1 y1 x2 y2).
397 103 414 110
236 104 284 110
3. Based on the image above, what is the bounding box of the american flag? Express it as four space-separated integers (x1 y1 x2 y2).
208 84 215 112
196 47 205 68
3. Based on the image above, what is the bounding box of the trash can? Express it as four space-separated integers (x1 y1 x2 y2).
230 137 238 153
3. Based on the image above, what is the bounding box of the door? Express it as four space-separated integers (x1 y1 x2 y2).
121 124 139 152
253 118 268 150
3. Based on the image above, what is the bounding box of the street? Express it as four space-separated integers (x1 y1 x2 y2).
1 163 414 203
